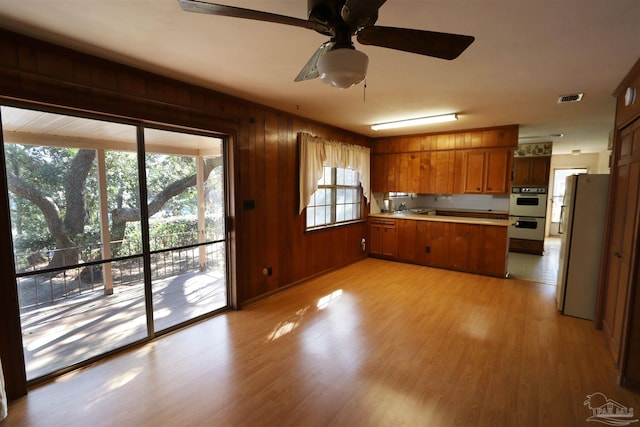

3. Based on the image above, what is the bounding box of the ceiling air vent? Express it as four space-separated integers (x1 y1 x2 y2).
558 93 584 103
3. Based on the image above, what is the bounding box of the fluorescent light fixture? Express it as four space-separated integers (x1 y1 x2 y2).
371 113 458 131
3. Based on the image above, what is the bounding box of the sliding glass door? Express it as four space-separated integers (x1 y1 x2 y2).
144 128 227 332
1 105 228 381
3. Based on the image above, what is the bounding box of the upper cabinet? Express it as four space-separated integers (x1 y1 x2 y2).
370 125 519 194
462 148 512 194
512 156 551 186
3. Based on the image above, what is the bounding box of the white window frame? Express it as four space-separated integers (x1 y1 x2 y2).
305 166 362 230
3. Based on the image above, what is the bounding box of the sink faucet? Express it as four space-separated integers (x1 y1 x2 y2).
399 202 407 211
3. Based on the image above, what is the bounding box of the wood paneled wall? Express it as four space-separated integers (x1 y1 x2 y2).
370 124 519 153
0 29 368 399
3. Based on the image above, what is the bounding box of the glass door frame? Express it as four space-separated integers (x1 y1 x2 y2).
0 102 232 385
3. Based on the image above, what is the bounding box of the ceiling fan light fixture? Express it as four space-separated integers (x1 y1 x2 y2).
371 113 458 131
317 48 368 89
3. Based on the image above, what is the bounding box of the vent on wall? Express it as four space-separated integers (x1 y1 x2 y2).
558 93 584 103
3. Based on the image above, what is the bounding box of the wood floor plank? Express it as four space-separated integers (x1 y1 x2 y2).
6 258 640 426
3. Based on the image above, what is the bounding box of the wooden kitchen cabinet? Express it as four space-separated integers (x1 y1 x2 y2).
370 153 387 193
413 220 452 268
430 150 456 194
418 152 432 194
372 153 421 193
449 223 506 274
463 151 485 193
463 148 512 194
396 219 417 262
450 223 472 270
425 221 451 268
512 156 550 186
369 218 397 257
406 152 422 193
370 215 509 277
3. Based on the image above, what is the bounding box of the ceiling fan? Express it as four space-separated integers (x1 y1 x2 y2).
177 0 475 88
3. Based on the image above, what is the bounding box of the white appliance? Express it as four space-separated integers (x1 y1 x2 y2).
509 186 547 241
510 187 547 217
556 174 609 320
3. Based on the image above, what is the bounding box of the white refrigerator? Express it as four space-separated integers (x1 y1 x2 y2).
556 174 609 320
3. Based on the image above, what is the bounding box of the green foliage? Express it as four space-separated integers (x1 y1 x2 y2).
146 153 197 217
5 134 223 264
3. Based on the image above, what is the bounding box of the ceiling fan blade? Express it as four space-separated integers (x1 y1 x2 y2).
178 0 328 33
294 41 334 82
357 26 474 60
343 0 387 28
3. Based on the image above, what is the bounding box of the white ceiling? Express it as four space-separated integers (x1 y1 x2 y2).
1 0 639 154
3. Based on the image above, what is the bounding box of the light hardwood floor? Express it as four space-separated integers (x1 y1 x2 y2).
6 258 640 426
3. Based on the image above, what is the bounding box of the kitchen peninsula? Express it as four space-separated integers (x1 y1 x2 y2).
369 210 513 277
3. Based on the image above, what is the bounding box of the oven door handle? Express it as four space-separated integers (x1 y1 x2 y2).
558 205 565 234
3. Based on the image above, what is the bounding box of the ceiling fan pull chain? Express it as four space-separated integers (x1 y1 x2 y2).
363 78 367 103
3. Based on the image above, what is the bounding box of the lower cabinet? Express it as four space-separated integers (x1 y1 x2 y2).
396 219 417 262
369 218 397 258
370 217 508 277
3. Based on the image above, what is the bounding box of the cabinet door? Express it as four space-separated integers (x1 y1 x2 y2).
429 221 450 267
407 152 421 193
370 154 386 192
450 223 471 270
463 151 486 193
512 157 532 185
484 148 511 194
396 219 417 262
381 224 397 257
369 222 383 254
513 156 550 186
415 221 431 265
381 154 396 192
431 151 455 194
418 152 432 194
528 156 550 186
395 153 410 192
480 225 508 276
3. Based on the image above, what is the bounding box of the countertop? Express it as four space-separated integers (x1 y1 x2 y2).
369 211 515 227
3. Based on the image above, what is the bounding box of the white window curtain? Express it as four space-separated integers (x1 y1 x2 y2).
299 132 370 214
0 358 6 420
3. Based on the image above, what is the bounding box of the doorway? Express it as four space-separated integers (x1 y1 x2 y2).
549 168 587 235
1 105 229 381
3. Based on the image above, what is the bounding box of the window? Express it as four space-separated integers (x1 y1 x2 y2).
306 166 362 229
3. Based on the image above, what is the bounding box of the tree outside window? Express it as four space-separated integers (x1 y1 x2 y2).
306 166 362 230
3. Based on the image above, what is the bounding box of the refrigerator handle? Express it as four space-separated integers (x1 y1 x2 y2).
558 205 565 234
